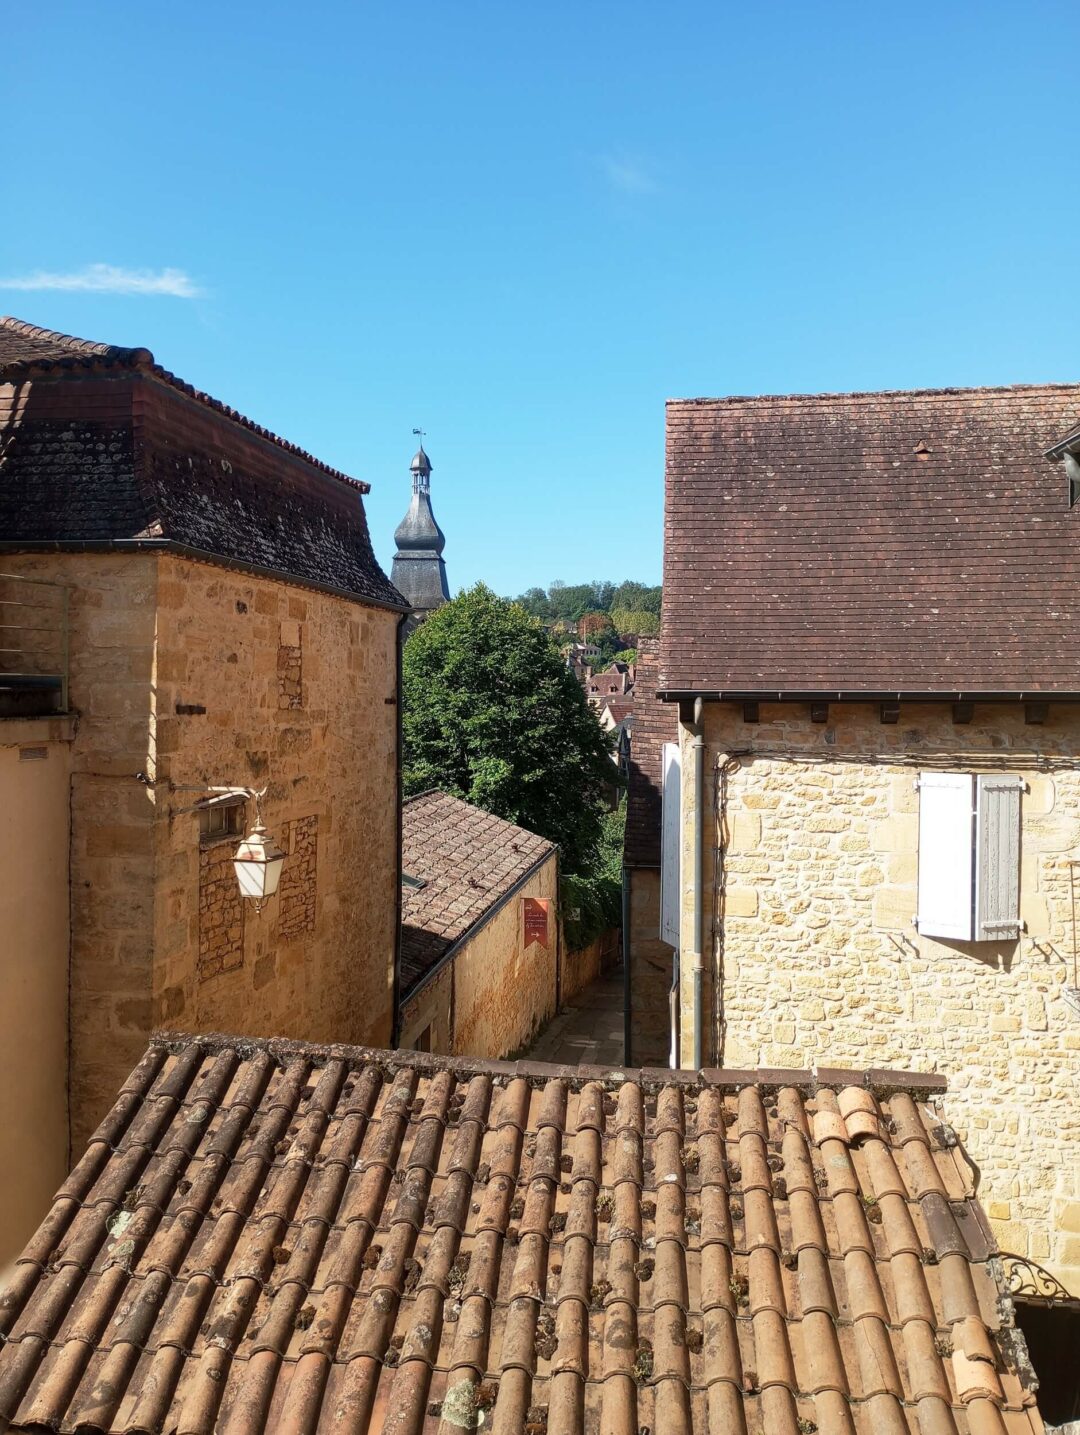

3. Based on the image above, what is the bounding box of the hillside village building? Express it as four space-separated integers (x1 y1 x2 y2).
0 316 406 1255
585 660 634 707
630 383 1080 1304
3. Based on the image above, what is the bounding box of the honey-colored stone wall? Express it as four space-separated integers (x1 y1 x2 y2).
627 869 674 1068
151 553 399 1070
687 700 1080 1294
400 856 559 1060
4 553 160 1153
2 551 399 1154
560 927 617 1006
453 856 559 1059
0 717 74 1263
398 963 453 1053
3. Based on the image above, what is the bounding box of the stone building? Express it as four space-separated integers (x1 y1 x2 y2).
0 315 406 1253
390 443 450 623
398 790 559 1056
584 659 634 707
633 383 1080 1301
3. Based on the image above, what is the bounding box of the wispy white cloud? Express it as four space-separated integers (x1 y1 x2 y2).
599 155 658 196
0 263 203 298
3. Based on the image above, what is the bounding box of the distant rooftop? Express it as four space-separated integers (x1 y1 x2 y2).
400 791 556 998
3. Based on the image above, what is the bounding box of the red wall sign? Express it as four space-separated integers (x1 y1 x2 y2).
523 897 550 950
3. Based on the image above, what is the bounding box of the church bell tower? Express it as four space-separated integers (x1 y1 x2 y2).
391 439 450 622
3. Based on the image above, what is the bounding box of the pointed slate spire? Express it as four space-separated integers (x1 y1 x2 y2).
391 439 450 620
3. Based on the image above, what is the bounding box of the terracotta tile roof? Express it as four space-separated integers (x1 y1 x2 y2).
0 318 405 611
624 638 677 868
661 384 1080 696
0 1032 1043 1434
599 698 634 724
0 316 370 493
401 793 556 998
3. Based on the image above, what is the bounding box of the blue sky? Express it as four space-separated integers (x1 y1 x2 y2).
5 3 1080 595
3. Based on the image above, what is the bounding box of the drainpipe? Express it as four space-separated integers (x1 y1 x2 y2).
688 704 705 1070
390 611 408 1048
621 866 631 1066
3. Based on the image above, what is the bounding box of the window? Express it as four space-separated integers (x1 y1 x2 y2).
916 772 1022 941
199 799 244 843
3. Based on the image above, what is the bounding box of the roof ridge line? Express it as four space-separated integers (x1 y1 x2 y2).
147 1028 946 1093
667 380 1080 406
0 313 149 362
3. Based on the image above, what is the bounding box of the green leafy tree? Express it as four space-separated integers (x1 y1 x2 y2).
513 579 660 620
610 608 660 637
613 648 637 664
402 585 615 872
517 586 552 620
611 581 662 615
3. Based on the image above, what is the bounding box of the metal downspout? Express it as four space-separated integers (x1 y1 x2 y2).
621 866 631 1066
390 611 408 1048
689 721 705 1070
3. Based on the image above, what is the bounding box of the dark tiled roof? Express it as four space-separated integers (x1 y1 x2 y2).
661 385 1080 696
0 317 406 610
401 793 556 998
0 316 145 366
0 1032 1042 1434
0 318 370 494
624 638 676 868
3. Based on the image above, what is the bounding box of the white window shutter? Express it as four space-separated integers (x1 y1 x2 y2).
659 741 681 948
975 775 1022 941
917 772 975 940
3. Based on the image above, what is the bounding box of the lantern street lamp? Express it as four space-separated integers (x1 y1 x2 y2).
232 819 286 912
169 781 286 913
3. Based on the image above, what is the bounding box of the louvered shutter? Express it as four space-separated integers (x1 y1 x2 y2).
917 772 975 940
974 775 1022 941
659 741 681 948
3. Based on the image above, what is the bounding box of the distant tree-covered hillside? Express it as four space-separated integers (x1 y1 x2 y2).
513 579 662 627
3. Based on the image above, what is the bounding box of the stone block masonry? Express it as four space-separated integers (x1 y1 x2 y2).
1 550 400 1154
277 619 303 710
277 815 318 941
198 841 245 978
685 699 1080 1295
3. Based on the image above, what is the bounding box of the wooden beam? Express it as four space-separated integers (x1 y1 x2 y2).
952 702 974 725
880 701 900 725
810 701 829 724
742 701 759 724
1025 702 1048 726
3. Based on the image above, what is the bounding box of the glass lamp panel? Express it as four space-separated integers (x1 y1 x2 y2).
234 855 268 900
263 853 286 897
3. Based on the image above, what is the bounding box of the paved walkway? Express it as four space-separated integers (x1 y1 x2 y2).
523 965 625 1067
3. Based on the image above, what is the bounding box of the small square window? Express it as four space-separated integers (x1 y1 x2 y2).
199 799 245 843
